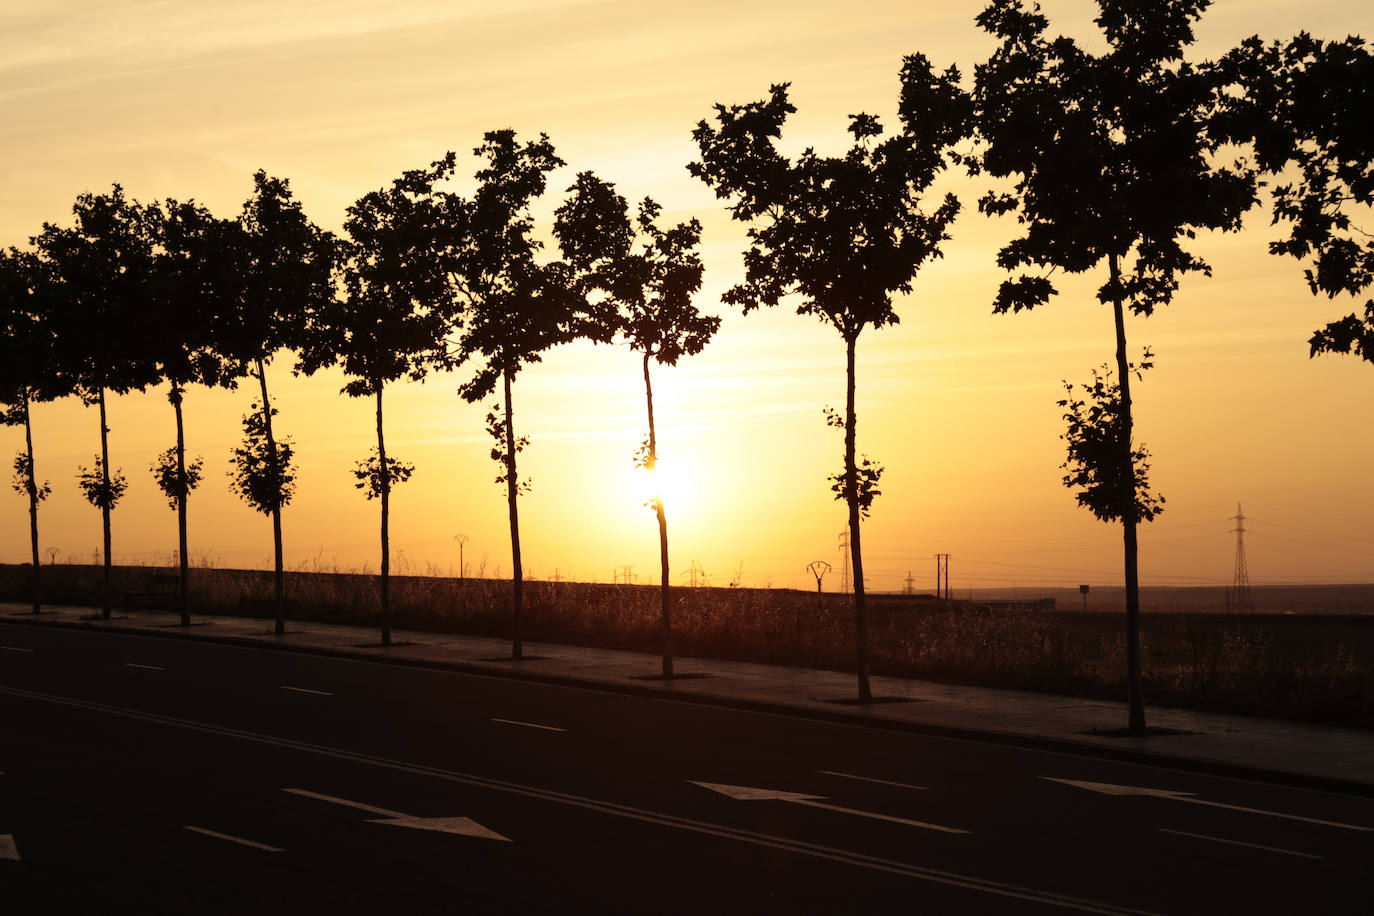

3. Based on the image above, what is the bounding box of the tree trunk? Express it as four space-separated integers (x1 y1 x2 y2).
503 369 524 660
98 386 113 620
22 391 40 615
643 352 673 679
376 384 391 647
172 383 190 626
844 332 873 703
1109 253 1146 734
256 358 286 635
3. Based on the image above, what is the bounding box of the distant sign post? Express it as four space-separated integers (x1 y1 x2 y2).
1079 584 1090 612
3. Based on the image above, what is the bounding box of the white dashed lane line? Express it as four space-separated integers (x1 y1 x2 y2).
123 663 164 671
490 718 566 733
280 686 333 697
183 825 283 852
1 646 33 653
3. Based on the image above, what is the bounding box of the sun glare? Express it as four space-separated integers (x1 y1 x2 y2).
629 457 691 516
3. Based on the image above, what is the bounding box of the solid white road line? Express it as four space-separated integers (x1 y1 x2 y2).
1159 828 1323 860
0 684 1159 916
819 770 928 791
1045 777 1372 831
123 663 164 671
280 686 333 697
490 717 566 732
183 826 283 852
691 781 967 834
1 646 33 653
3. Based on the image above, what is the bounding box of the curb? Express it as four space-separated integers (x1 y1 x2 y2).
5 611 1373 799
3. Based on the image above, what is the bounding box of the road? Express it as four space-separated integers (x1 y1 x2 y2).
1 621 1371 914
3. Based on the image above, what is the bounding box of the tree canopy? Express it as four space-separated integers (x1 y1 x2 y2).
1214 33 1374 361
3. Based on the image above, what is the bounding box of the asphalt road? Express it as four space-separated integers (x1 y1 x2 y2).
1 621 1372 914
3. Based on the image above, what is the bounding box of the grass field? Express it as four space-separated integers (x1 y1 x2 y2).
3 563 1371 730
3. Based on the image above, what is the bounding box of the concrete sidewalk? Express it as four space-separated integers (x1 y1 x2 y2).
5 601 1373 794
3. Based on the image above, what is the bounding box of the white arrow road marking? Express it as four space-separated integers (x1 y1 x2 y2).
183 826 282 852
280 686 332 697
1043 778 1372 831
490 717 566 732
283 788 509 842
690 781 970 834
0 834 18 861
819 770 928 791
1159 829 1322 860
369 815 510 840
123 663 164 671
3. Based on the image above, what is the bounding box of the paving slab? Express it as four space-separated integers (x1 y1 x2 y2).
5 602 1372 793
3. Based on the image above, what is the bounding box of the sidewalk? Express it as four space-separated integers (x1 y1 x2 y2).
5 602 1373 794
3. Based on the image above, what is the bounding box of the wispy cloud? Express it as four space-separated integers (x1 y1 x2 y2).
0 0 600 72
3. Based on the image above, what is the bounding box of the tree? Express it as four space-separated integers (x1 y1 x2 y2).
299 154 463 646
228 404 298 557
34 186 162 619
0 248 64 614
451 130 581 660
1059 357 1165 531
974 0 1255 732
554 173 717 678
1213 35 1373 361
219 172 335 635
689 58 969 702
146 199 242 624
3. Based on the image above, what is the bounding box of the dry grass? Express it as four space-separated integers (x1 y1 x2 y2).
3 562 1370 728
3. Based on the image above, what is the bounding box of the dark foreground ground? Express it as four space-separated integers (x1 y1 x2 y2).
3 621 1373 914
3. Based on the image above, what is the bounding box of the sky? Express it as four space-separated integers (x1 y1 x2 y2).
1 0 1371 593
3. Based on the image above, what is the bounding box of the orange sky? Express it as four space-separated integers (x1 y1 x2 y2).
1 1 1371 591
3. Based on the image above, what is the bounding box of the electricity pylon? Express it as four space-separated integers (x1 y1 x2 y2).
1229 503 1255 613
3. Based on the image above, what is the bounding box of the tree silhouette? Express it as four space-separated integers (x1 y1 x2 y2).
34 186 162 618
974 0 1255 732
300 154 463 646
147 198 241 624
1059 356 1165 528
219 172 335 635
0 248 64 614
451 130 579 660
554 173 717 678
689 58 968 702
1214 35 1373 362
228 404 297 544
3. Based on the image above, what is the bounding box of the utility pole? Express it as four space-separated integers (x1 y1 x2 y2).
807 560 831 602
1079 584 1090 612
1229 503 1255 613
837 528 851 594
453 533 468 580
934 553 950 600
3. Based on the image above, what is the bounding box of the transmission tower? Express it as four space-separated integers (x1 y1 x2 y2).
1229 504 1255 613
903 570 916 595
934 553 950 600
837 528 851 594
